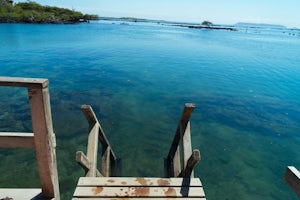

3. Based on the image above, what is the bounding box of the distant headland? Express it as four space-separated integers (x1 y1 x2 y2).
0 0 99 24
235 22 286 29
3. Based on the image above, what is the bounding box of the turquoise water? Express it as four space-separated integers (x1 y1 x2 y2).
0 22 300 199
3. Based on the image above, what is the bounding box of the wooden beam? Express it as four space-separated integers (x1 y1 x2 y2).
81 105 98 127
167 104 195 176
101 146 111 177
179 149 200 178
86 123 99 177
73 186 205 198
0 76 48 89
284 166 300 197
76 151 90 173
182 121 193 177
28 87 60 199
173 146 181 177
0 132 34 148
76 151 103 177
98 124 117 161
81 105 116 159
77 177 203 187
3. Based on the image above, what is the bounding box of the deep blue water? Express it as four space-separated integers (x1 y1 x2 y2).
0 21 300 199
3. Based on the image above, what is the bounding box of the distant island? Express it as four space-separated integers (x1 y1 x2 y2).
235 22 286 29
0 0 99 24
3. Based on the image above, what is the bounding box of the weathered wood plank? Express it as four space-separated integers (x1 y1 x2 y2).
76 151 90 173
73 186 205 197
167 104 195 177
86 123 99 177
173 146 181 177
0 132 34 148
81 105 98 127
0 76 48 89
77 177 202 187
179 150 200 178
284 166 300 197
76 151 104 177
102 146 111 177
0 188 42 200
181 121 192 177
28 87 60 199
81 105 117 161
99 124 117 161
73 198 206 200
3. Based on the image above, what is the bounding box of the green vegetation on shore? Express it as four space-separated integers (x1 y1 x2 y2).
0 0 99 24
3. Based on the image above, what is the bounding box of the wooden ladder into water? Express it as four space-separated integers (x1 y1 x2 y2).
0 77 60 200
73 103 206 199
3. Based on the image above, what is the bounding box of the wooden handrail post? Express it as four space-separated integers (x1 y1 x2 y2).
182 121 193 177
166 103 195 177
78 104 117 177
0 77 60 199
28 86 60 199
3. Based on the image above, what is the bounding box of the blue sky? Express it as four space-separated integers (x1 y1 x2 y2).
15 0 300 27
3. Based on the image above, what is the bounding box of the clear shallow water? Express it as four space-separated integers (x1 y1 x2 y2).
0 22 300 199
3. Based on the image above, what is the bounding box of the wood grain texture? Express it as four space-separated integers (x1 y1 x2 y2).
0 132 34 148
0 76 48 88
77 177 202 187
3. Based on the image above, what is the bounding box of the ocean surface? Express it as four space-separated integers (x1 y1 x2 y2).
0 21 300 199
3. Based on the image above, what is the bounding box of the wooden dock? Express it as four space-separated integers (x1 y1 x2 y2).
1 76 299 199
73 104 205 199
0 77 205 200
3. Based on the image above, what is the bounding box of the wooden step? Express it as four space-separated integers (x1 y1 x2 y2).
0 188 42 200
73 177 206 199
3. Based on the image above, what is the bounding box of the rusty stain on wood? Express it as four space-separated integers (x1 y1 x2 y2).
132 187 150 196
165 187 177 196
121 181 127 185
136 177 147 186
157 178 170 186
108 179 115 183
92 187 103 195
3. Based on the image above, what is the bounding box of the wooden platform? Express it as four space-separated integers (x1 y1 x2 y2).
73 177 206 199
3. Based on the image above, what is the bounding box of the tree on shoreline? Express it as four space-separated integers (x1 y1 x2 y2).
0 0 99 24
201 20 213 27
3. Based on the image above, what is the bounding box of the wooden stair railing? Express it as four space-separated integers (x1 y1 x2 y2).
76 105 117 177
0 77 60 200
166 103 200 178
73 103 206 199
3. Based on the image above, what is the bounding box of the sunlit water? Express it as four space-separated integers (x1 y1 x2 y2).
0 22 300 199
